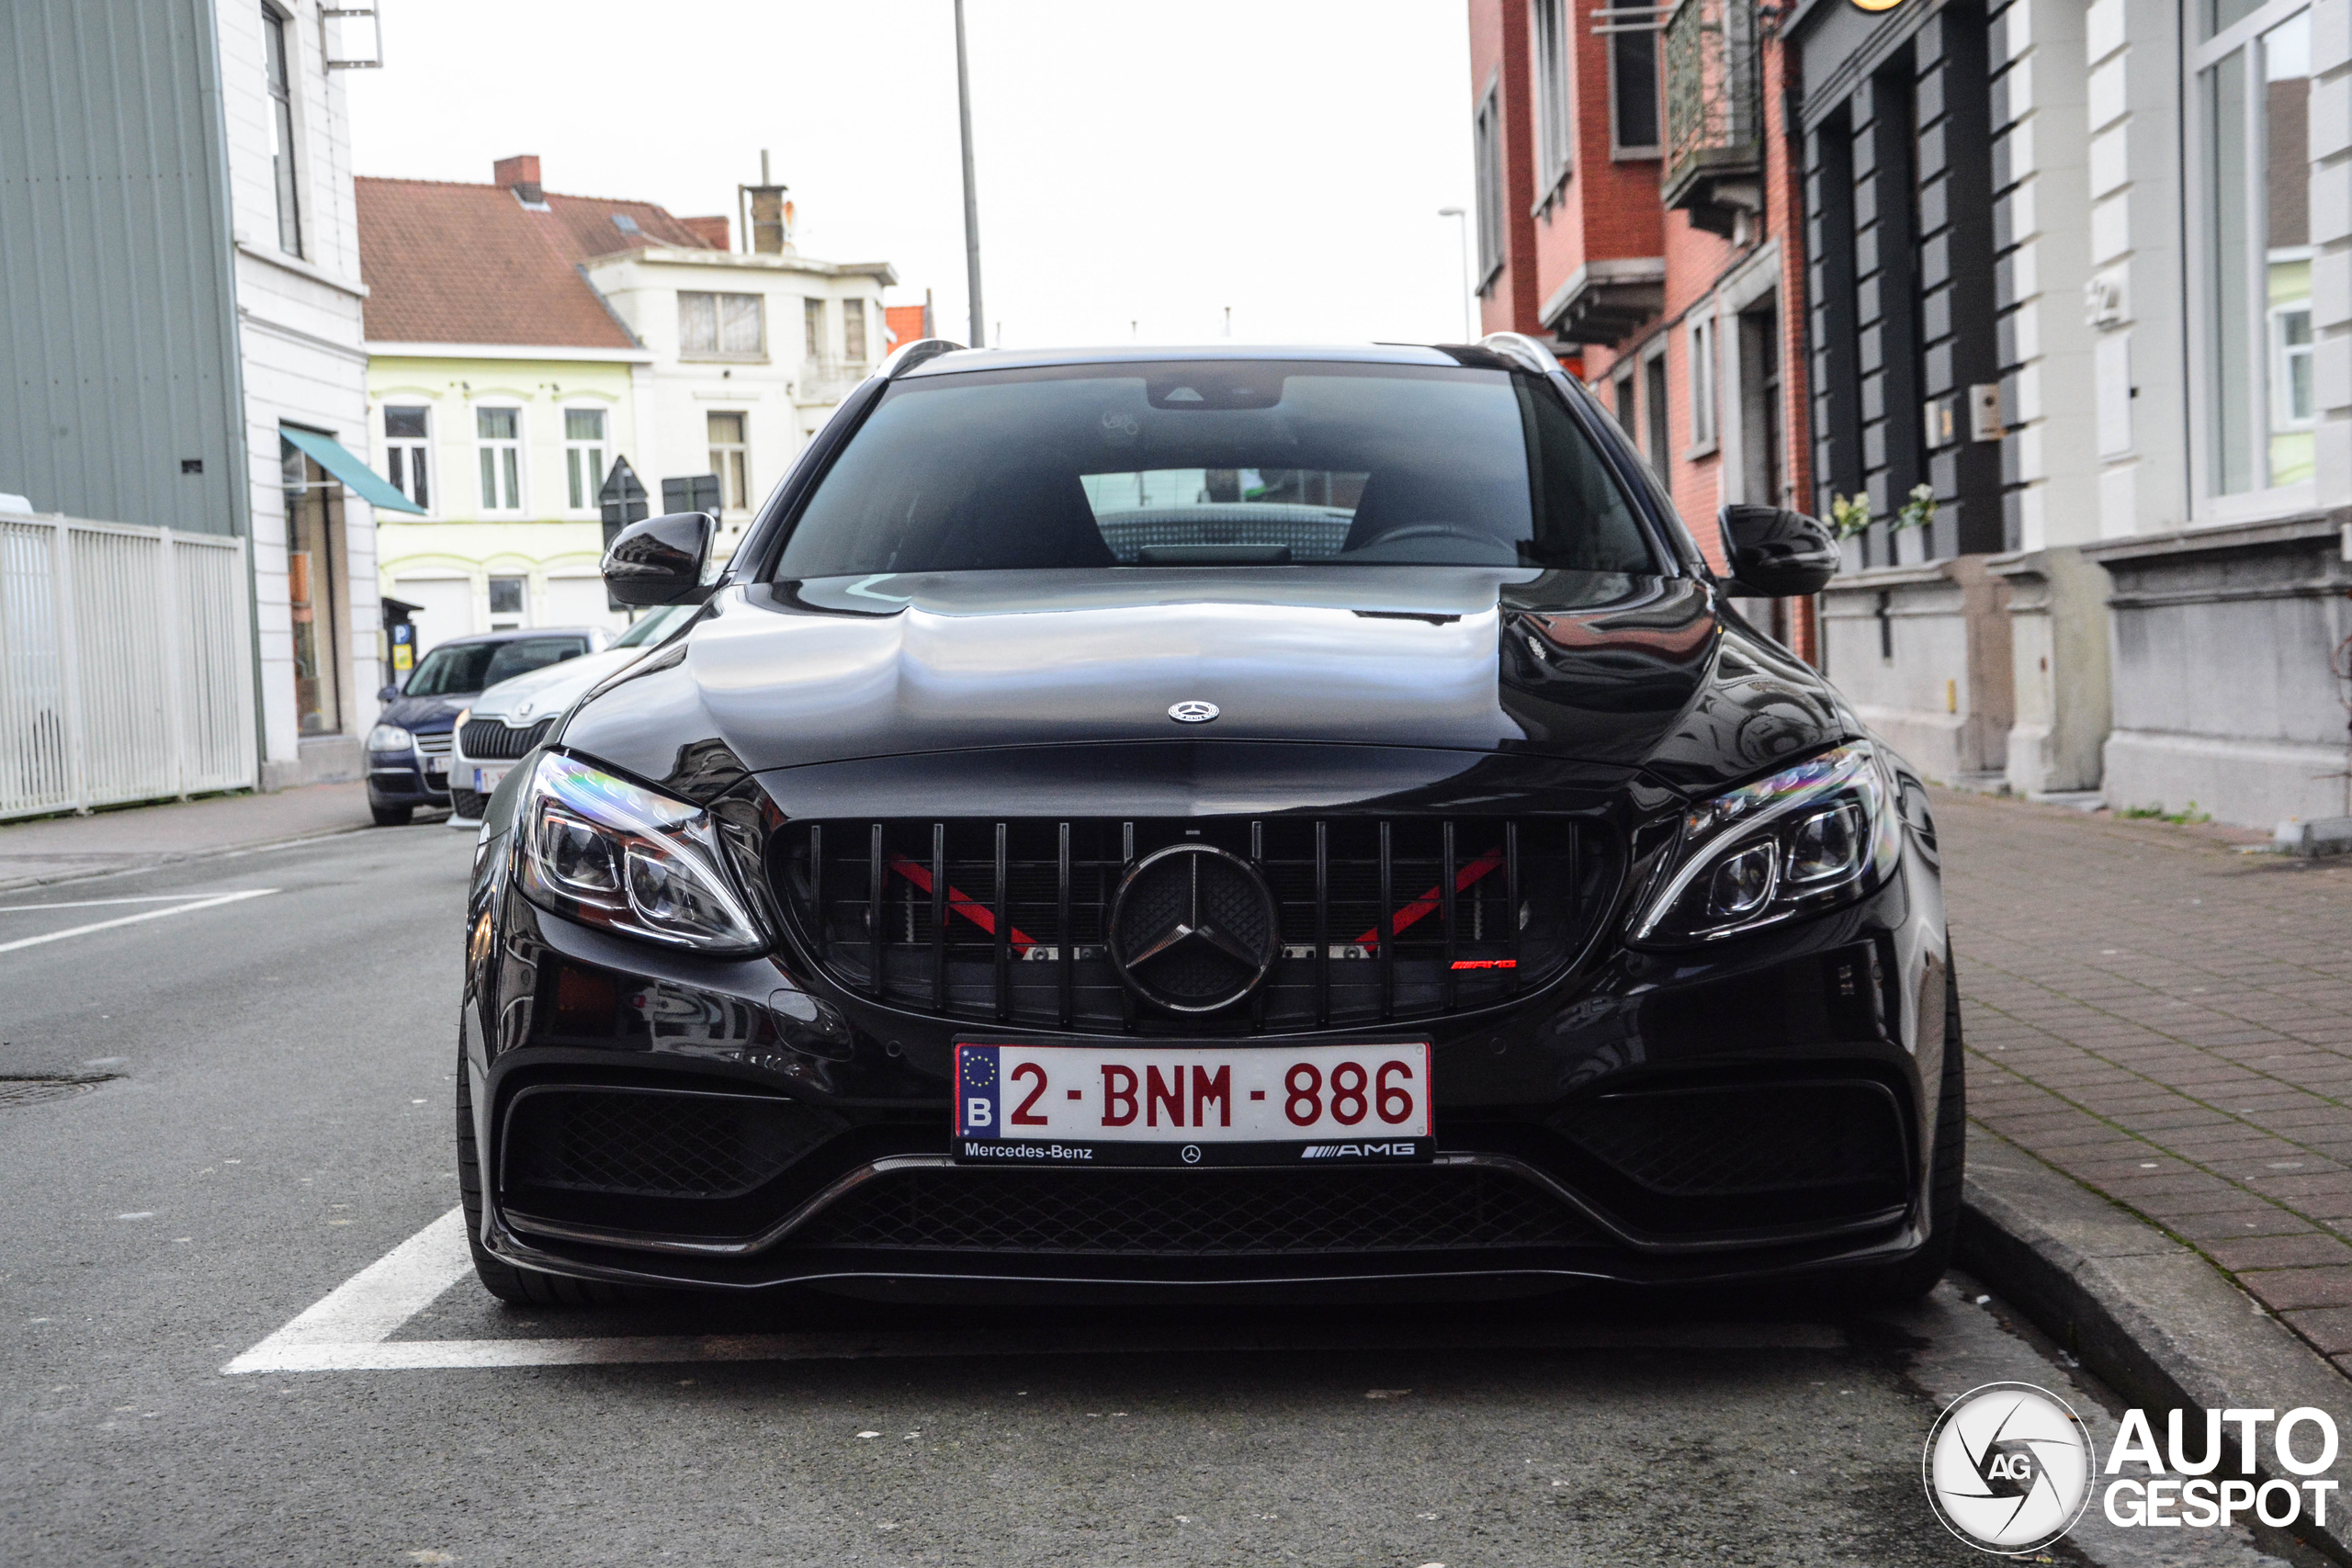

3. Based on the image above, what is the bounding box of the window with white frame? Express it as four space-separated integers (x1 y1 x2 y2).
2273 304 2315 427
262 6 302 256
678 291 763 357
1473 85 1505 287
843 299 868 363
2191 0 2313 494
804 297 829 360
1687 315 1719 449
487 575 527 630
563 408 607 512
1532 0 1574 195
1609 0 1662 156
476 406 522 513
383 404 430 512
707 412 749 511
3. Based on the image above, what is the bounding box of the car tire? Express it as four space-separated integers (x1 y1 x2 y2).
370 803 414 828
454 1052 628 1308
1845 955 1966 1308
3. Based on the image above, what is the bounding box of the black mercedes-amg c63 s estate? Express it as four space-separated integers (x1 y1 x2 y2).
457 333 1962 1308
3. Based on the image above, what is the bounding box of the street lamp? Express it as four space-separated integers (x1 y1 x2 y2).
1438 208 1474 343
955 0 984 347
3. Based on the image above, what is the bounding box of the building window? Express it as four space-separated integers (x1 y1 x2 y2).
843 299 868 363
563 408 606 512
263 6 302 256
383 405 430 513
707 412 749 511
1687 316 1718 449
1610 0 1662 156
487 575 526 630
476 407 522 513
1532 0 1574 195
2193 1 2312 494
1473 85 1505 288
2274 305 2315 425
1643 351 1671 479
678 291 763 357
804 297 829 360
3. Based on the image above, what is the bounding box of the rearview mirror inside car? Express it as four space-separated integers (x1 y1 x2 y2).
1717 504 1839 598
602 512 718 606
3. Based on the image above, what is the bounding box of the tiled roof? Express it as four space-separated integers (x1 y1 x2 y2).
356 175 718 349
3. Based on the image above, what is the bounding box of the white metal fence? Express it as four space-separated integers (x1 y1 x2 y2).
1 512 256 820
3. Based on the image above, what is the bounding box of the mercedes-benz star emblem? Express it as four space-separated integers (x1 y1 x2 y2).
1108 844 1278 1013
1168 700 1219 724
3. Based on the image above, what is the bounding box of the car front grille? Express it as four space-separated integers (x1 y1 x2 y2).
773 816 1609 1032
460 716 555 761
413 729 453 757
793 1164 1598 1255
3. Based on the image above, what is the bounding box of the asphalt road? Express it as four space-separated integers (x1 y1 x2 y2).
0 826 2307 1566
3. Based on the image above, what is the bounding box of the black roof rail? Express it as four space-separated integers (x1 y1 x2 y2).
880 337 970 378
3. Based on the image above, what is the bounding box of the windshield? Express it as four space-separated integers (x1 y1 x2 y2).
403 636 588 697
775 360 1655 577
611 603 695 649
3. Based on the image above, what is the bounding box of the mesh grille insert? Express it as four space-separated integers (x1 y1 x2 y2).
794 1164 1597 1255
503 1089 836 1201
1549 1082 1907 1198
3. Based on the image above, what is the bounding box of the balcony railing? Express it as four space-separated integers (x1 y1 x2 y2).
1661 0 1763 234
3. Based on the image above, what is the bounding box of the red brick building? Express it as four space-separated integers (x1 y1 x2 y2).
1466 0 1816 660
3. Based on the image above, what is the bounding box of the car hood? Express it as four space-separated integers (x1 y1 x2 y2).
468 646 641 725
379 692 468 730
560 569 1858 801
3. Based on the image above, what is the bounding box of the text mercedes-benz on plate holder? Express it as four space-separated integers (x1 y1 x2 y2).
954 1043 1434 1167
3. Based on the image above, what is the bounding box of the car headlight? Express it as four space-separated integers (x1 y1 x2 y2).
1628 740 1902 945
516 751 766 953
366 722 413 752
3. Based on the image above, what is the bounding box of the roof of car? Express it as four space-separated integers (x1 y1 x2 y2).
428 627 601 647
899 343 1485 379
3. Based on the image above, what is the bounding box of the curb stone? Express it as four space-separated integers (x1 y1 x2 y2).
0 822 379 897
1959 1122 2352 1565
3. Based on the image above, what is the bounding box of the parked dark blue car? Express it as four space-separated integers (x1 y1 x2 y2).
365 627 605 825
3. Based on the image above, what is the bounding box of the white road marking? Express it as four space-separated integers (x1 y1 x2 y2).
0 893 248 913
0 889 277 954
225 1206 1848 1373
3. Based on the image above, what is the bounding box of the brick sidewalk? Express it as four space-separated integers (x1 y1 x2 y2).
1941 788 2352 1375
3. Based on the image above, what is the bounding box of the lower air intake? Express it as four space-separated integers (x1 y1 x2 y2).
502 1086 837 1201
793 1164 1597 1255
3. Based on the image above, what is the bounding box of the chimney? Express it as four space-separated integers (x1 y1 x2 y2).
493 154 543 205
679 215 729 250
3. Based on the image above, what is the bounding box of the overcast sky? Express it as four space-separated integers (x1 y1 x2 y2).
345 1 1476 349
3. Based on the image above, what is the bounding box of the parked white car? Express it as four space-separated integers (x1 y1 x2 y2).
446 604 700 827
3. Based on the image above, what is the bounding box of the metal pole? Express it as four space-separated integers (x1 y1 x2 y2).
1438 208 1473 341
955 0 985 347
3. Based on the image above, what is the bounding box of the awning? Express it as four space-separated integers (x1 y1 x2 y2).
280 425 427 515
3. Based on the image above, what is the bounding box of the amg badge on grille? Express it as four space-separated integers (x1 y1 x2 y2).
1167 700 1219 724
1108 844 1277 1013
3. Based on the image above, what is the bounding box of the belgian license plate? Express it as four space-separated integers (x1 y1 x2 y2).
953 1042 1433 1168
471 763 508 794
424 755 449 776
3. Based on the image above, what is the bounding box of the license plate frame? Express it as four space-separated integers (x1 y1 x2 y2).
951 1039 1434 1168
471 763 509 794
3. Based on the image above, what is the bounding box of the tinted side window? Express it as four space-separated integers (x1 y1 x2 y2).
1519 380 1655 573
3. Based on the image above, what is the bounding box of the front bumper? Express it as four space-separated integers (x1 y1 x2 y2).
368 750 451 807
460 820 1951 1294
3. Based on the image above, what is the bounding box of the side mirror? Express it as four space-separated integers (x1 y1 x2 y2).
377 682 401 704
1717 504 1839 597
602 512 717 606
